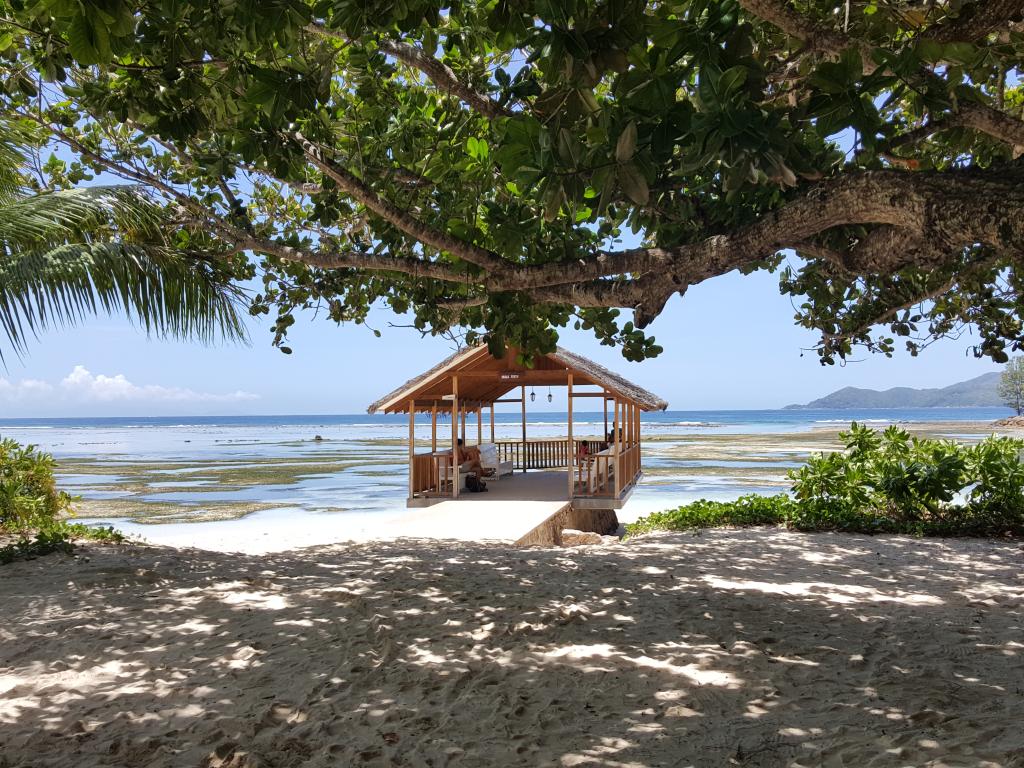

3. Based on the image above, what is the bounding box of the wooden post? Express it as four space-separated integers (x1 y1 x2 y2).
629 402 635 446
614 399 622 495
461 408 466 443
567 372 574 497
408 401 415 499
603 393 609 441
452 376 459 498
477 407 482 444
490 405 495 443
625 401 631 446
612 398 619 445
636 403 642 471
431 404 437 452
521 385 527 473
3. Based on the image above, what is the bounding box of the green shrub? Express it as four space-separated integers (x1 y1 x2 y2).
781 499 898 534
965 437 1024 532
790 423 970 524
630 424 1024 538
627 494 794 535
0 437 124 564
0 438 73 531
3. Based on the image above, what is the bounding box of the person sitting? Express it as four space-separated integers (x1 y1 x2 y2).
456 438 485 478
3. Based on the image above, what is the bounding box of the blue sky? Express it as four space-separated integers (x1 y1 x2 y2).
0 263 1003 417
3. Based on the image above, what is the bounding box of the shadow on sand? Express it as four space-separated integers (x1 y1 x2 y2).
2 529 1022 767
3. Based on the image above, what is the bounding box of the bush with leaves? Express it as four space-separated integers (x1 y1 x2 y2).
0 437 123 564
627 494 796 535
629 424 1024 538
790 423 970 526
0 437 73 531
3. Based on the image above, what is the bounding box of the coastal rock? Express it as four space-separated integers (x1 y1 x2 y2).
561 529 603 546
993 416 1024 427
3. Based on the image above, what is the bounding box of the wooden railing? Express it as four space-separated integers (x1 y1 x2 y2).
497 439 567 470
574 450 615 497
410 440 642 500
573 443 642 498
411 452 435 494
619 443 641 490
411 451 457 496
496 439 607 470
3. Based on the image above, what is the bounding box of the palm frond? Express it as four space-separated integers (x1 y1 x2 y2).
0 185 165 251
0 242 248 360
0 117 33 204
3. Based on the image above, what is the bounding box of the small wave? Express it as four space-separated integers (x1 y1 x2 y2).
814 418 893 424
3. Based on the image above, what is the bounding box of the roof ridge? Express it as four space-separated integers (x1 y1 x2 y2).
367 344 668 413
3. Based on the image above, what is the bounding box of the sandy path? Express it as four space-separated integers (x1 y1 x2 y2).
2 530 1023 767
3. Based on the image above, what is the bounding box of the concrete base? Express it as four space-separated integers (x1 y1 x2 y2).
515 506 619 547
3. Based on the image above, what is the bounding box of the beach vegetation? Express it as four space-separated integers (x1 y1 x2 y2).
627 494 796 536
629 424 1024 538
2 1 1023 363
0 437 123 565
0 437 73 530
998 358 1024 416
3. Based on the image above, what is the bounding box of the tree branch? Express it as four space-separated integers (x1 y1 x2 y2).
737 0 874 65
305 23 512 119
230 234 474 283
293 131 509 274
956 101 1024 155
924 0 1024 43
519 169 1024 321
820 276 961 345
20 111 483 285
25 107 1024 333
738 0 1024 151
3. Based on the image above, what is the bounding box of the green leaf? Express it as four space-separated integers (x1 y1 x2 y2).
717 65 748 97
66 14 111 66
617 163 649 205
542 179 563 221
615 121 637 164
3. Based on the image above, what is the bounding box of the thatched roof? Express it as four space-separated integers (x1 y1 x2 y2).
367 344 668 414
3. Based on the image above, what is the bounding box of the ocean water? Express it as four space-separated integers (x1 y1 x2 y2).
0 406 1011 451
0 408 1010 549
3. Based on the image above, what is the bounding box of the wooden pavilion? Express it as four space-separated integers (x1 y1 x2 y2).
368 345 668 511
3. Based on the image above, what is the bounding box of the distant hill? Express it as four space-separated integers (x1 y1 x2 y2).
786 372 1004 409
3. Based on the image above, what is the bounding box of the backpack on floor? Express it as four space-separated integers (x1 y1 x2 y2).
465 475 488 493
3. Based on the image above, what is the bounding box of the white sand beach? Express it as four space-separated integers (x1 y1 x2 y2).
2 529 1023 767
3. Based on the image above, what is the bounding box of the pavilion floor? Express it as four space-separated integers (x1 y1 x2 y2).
390 470 622 545
389 471 568 544
453 468 570 502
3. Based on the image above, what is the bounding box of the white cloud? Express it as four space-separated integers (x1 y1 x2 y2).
0 377 54 400
1 366 258 405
